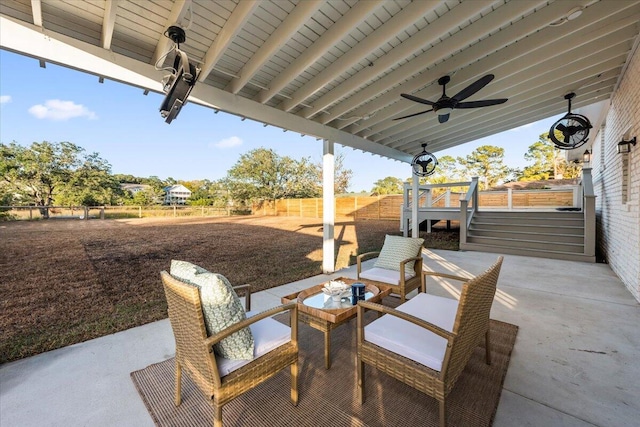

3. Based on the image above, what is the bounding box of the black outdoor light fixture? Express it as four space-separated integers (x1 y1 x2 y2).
582 149 591 164
617 137 637 154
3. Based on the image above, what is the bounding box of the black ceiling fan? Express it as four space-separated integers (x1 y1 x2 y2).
394 74 508 123
548 93 592 150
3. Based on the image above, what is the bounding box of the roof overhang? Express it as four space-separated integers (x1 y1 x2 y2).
1 0 639 161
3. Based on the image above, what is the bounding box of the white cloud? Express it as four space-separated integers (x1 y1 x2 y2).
212 136 243 148
0 95 12 104
28 99 97 121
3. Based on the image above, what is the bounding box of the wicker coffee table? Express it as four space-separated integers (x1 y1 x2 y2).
281 277 391 369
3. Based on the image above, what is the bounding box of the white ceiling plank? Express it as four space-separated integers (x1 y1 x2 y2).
359 8 640 143
387 28 636 142
151 0 190 65
321 0 550 126
390 78 618 154
344 0 636 135
391 71 619 152
256 0 384 104
2 0 639 162
304 1 494 121
228 0 325 94
30 0 42 27
385 62 624 150
198 0 260 82
357 14 639 141
280 0 445 112
101 0 119 50
0 14 411 163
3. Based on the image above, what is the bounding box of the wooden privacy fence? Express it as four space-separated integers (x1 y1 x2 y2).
253 188 577 220
254 195 404 220
2 189 576 221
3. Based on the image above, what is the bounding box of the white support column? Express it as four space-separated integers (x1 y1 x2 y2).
322 140 335 273
412 173 419 238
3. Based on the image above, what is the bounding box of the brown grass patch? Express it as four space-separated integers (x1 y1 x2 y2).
0 216 458 363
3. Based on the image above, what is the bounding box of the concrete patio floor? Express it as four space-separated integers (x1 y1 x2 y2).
1 249 638 427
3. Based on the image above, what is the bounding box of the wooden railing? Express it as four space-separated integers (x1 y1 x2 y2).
460 177 479 246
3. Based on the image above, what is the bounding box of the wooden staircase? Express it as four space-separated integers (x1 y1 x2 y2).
461 210 595 262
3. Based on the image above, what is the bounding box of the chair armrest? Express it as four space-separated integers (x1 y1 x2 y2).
205 302 298 347
356 300 454 341
357 251 381 261
357 251 380 276
399 256 422 266
232 284 251 311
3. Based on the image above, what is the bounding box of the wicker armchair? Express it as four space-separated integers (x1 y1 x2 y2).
161 271 299 427
356 256 503 427
356 239 424 303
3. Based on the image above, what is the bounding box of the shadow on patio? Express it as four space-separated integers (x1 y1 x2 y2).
1 249 638 427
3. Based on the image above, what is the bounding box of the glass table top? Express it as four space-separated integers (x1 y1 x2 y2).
302 291 375 310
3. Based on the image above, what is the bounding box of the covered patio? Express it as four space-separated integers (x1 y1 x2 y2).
1 1 639 426
1 0 639 292
1 250 638 426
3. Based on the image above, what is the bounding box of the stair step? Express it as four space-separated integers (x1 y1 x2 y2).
471 217 584 227
469 222 584 234
466 235 584 253
467 229 584 244
475 210 583 219
460 242 596 263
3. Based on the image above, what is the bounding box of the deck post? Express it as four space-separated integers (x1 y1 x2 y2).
322 139 335 273
411 174 419 238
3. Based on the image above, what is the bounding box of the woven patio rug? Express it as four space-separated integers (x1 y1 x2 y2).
131 312 518 427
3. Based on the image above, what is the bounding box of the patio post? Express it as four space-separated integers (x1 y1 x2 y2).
322 139 335 273
411 173 419 238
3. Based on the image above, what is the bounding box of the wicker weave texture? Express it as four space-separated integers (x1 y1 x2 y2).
357 256 503 427
162 272 219 395
160 271 299 426
357 249 424 302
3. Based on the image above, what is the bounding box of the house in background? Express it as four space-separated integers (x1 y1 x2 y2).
163 184 191 205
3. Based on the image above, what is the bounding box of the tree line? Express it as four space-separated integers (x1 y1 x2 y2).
1 133 580 215
371 133 582 195
0 142 352 214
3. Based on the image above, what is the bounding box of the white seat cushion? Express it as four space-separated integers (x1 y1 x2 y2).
364 293 458 371
216 312 291 377
360 267 414 285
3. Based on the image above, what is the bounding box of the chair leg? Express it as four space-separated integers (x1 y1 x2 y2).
485 329 492 365
174 360 182 406
439 399 447 427
214 402 223 427
357 357 365 403
291 362 299 406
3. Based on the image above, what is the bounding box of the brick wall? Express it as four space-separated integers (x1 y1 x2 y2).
591 47 640 302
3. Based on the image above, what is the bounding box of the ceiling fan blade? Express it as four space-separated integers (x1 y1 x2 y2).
556 123 567 132
451 74 495 101
438 113 450 123
392 109 434 120
455 98 508 108
401 93 436 106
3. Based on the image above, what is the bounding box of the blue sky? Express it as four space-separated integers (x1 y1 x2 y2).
0 49 561 192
